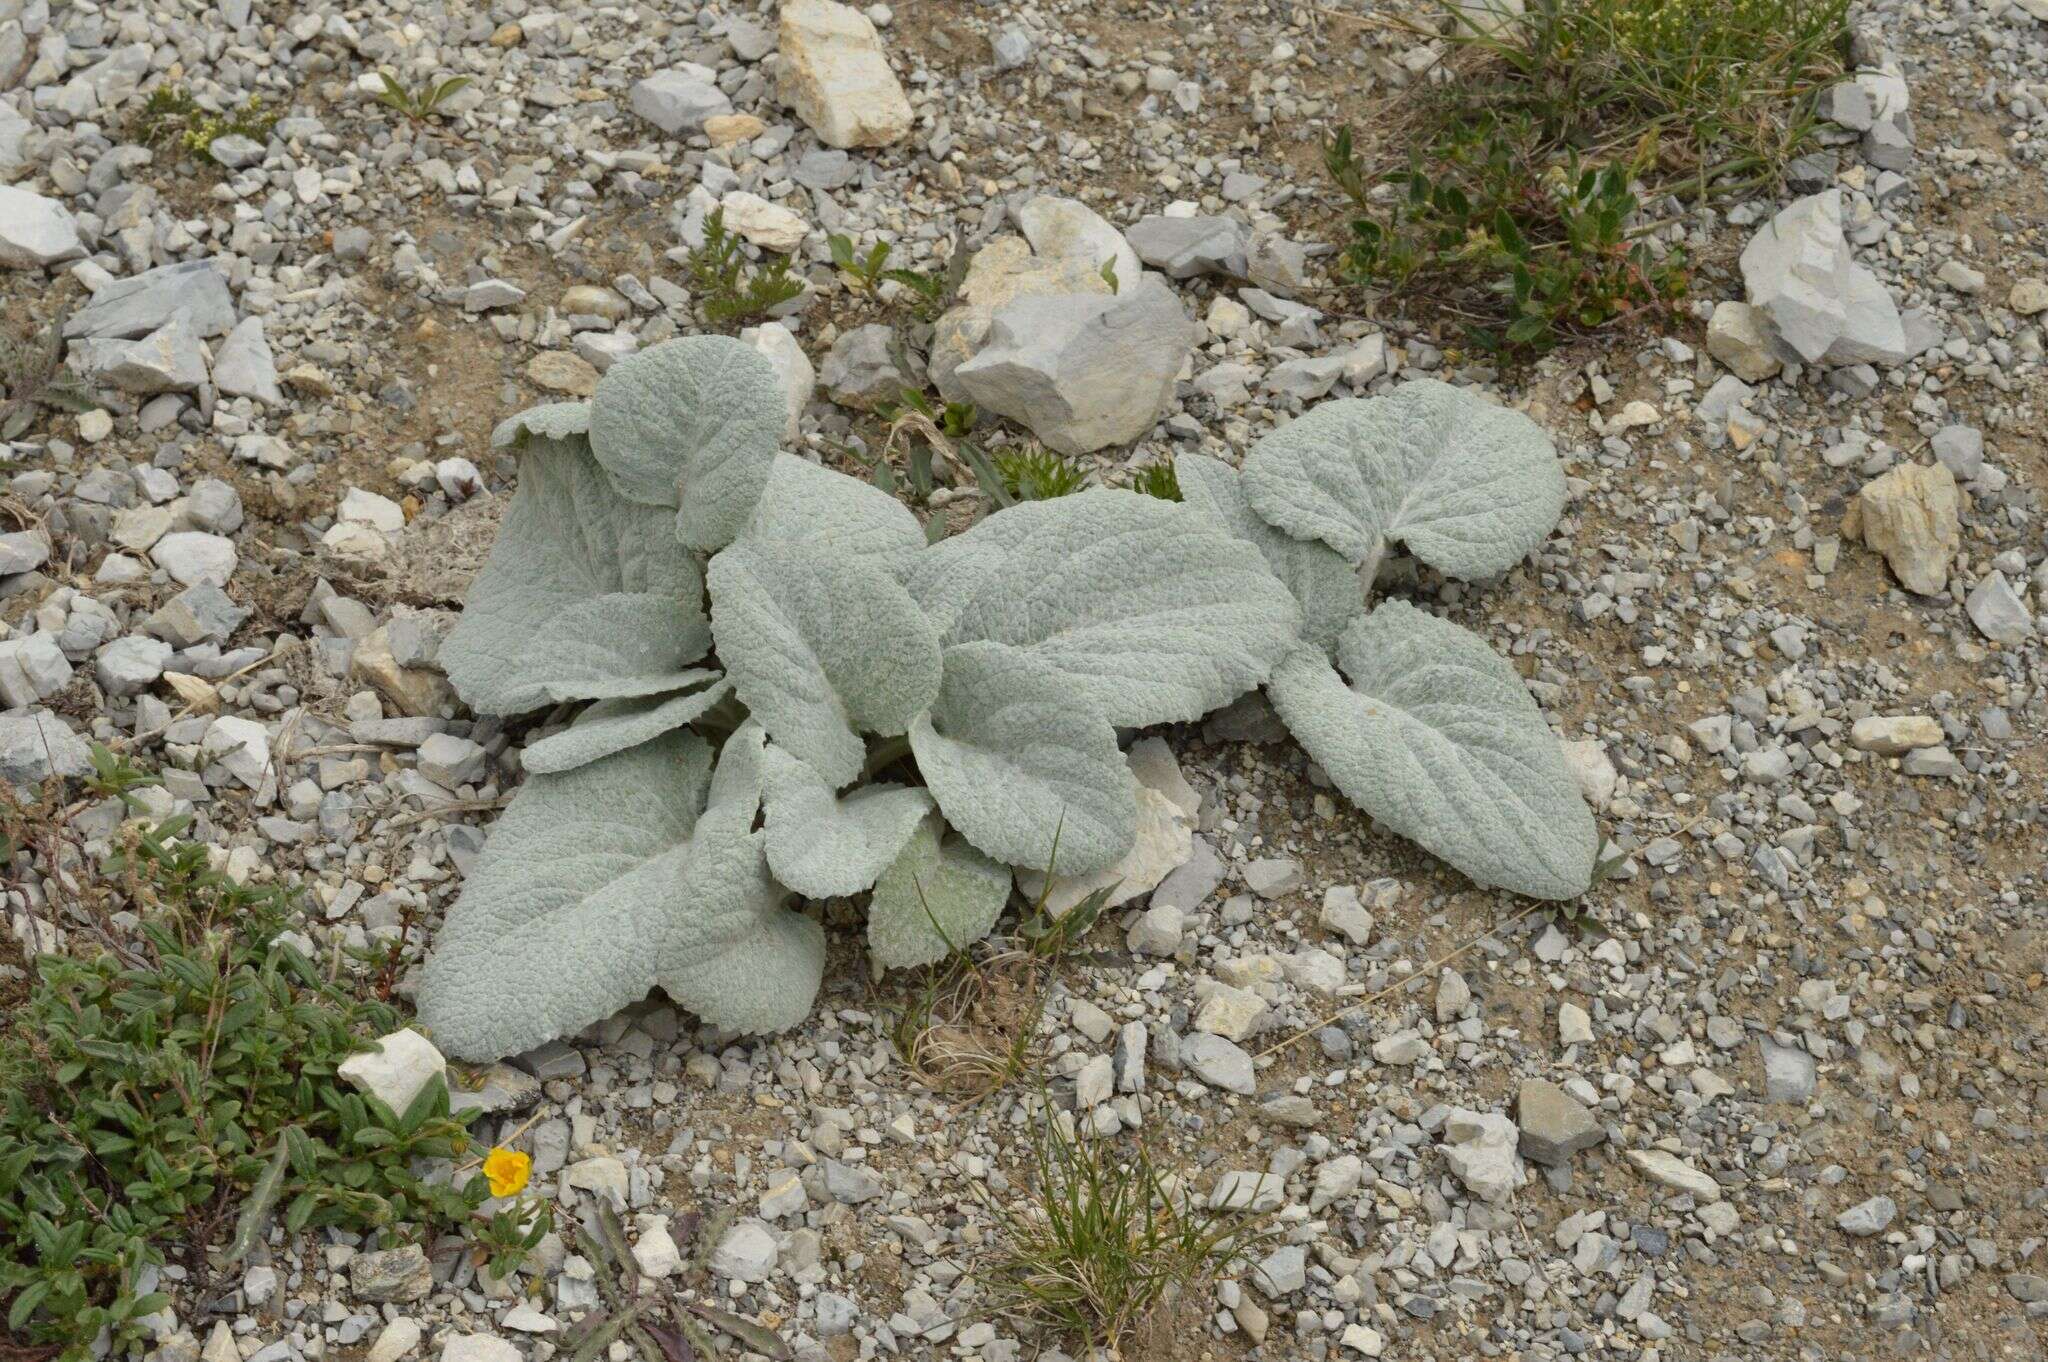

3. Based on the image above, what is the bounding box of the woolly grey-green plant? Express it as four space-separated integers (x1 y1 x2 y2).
418 336 1597 1061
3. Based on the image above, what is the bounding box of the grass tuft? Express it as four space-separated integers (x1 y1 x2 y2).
983 1110 1267 1350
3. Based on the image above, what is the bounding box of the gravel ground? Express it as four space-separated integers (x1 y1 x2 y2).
2 0 2046 1359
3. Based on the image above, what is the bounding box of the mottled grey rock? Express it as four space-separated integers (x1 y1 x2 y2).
0 711 92 786
349 1246 432 1303
1125 214 1251 280
819 322 920 409
1836 1195 1896 1237
146 584 249 647
0 633 73 708
1760 1040 1816 1104
0 529 50 575
630 66 731 134
94 635 172 696
1182 1033 1255 1094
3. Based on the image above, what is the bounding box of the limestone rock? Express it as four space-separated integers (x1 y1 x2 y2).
0 711 92 787
777 0 913 149
1015 195 1140 292
629 66 730 134
949 274 1195 454
1515 1079 1604 1167
1848 715 1942 755
213 316 284 405
66 259 237 340
718 190 807 252
1705 301 1782 382
337 1029 447 1112
1738 190 1905 367
1626 1149 1722 1202
1439 1109 1526 1204
0 184 86 268
1841 462 1959 596
1966 570 2034 645
740 321 815 440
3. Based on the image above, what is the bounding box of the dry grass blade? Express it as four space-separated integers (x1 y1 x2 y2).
893 943 1047 1102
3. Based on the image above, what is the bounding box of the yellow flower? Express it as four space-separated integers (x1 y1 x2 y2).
482 1147 531 1198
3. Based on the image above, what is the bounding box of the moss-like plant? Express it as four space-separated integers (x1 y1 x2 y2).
418 337 1597 1060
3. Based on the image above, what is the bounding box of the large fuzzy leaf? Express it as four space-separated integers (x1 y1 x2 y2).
654 724 826 1034
900 490 1300 728
522 674 731 774
440 435 712 714
417 732 716 1059
587 336 785 546
909 641 1136 876
761 744 932 898
1267 601 1597 899
708 539 943 788
1241 380 1566 580
492 401 590 448
743 455 926 567
867 813 1012 969
1176 453 1362 653
417 728 829 1059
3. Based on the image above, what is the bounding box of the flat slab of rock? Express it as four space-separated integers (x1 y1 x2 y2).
777 0 912 148
630 65 731 134
0 711 91 787
66 259 237 340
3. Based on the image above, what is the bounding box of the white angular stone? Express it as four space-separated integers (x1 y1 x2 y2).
0 184 86 268
949 274 1195 455
151 531 238 588
1439 1109 1525 1204
337 1028 448 1113
718 191 808 252
1015 196 1140 293
740 321 816 441
1739 190 1904 367
213 316 283 405
710 1219 778 1282
777 0 913 148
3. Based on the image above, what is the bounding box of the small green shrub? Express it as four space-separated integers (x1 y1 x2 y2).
1131 461 1181 503
827 232 969 321
374 70 471 123
0 755 502 1358
993 448 1087 501
1327 0 1848 350
129 86 280 164
685 209 805 328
